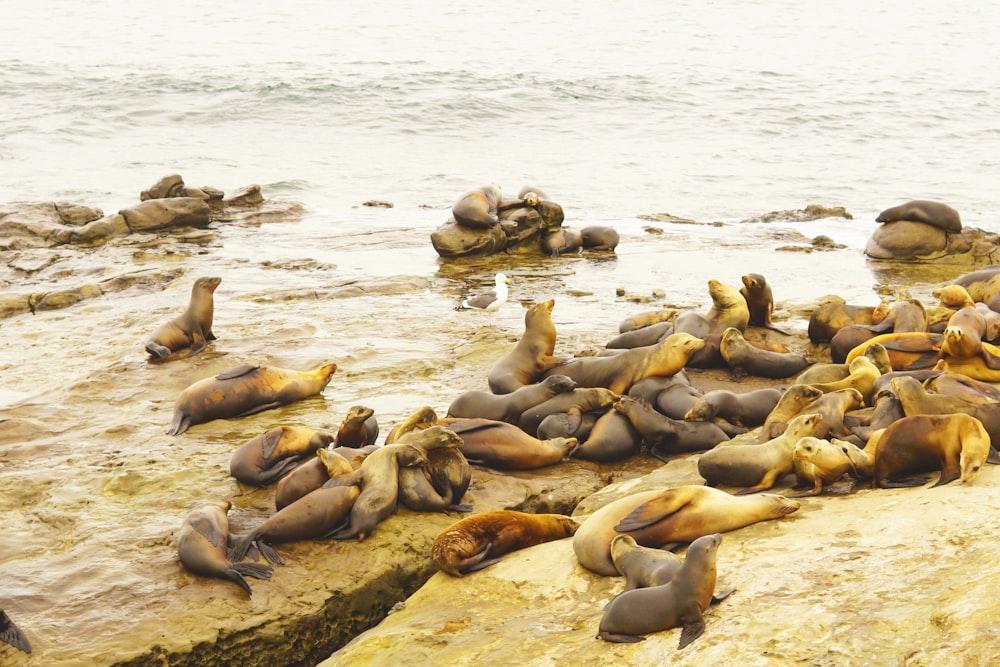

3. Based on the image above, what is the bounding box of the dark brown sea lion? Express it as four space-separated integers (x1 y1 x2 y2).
145 276 221 359
674 280 751 337
541 226 584 257
598 533 733 647
618 309 678 333
791 437 869 497
229 484 361 564
571 408 641 462
443 417 578 469
572 485 800 576
274 448 355 511
719 327 811 380
517 387 619 437
229 426 335 486
488 298 565 394
697 412 823 493
335 405 379 447
614 396 730 458
431 510 579 577
177 500 274 595
807 298 890 343
682 387 782 427
610 533 683 591
867 413 989 488
740 273 791 334
0 609 31 654
452 184 502 228
580 225 620 251
875 199 962 232
446 374 577 423
167 363 338 436
540 332 705 395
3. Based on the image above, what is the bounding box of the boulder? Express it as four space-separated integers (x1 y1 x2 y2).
431 218 508 258
431 199 567 259
119 198 212 232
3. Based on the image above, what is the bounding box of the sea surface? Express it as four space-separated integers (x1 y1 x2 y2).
1 0 998 228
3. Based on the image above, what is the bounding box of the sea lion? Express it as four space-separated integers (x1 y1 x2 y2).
0 609 31 654
571 408 642 462
541 226 584 257
145 276 221 360
335 405 378 447
395 427 470 512
229 426 335 486
740 273 791 334
488 298 565 394
790 437 869 497
875 199 962 232
754 383 824 442
924 368 1000 403
806 355 881 405
229 484 361 565
829 299 928 363
628 373 701 419
719 327 811 380
619 309 678 333
274 448 355 511
431 510 579 577
443 417 578 469
459 272 510 326
446 374 577 423
328 442 429 541
580 225 620 251
867 413 989 488
167 362 338 436
610 533 683 591
807 299 890 343
674 279 751 337
535 411 599 442
800 387 865 440
177 500 273 595
572 485 799 576
605 321 674 349
540 332 705 395
933 283 975 310
384 405 439 444
682 387 782 427
843 332 944 371
889 375 1000 456
955 264 1000 303
451 184 502 228
697 412 824 493
598 533 733 647
614 396 731 458
517 387 619 437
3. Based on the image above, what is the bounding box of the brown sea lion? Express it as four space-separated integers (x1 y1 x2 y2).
229 426 335 487
517 387 619 437
446 374 577 423
145 276 221 360
536 411 600 442
755 383 824 442
229 485 361 564
598 533 733 647
807 298 890 343
791 437 869 497
451 184 502 228
581 225 620 251
443 417 577 469
697 412 823 493
619 309 678 333
335 405 378 447
0 609 31 654
177 500 273 596
328 442 429 541
740 273 791 334
923 368 1000 403
628 372 701 419
431 510 579 577
800 387 865 440
274 448 354 511
682 387 782 427
395 428 471 512
572 485 799 576
540 332 705 395
571 408 642 462
384 405 439 444
488 298 565 394
867 413 989 488
719 327 811 380
541 226 583 257
605 321 673 349
875 199 962 232
610 533 683 591
167 362 338 436
674 280 751 337
614 396 731 458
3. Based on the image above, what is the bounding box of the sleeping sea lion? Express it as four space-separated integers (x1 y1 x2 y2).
875 199 961 232
581 225 620 251
447 374 577 423
443 417 578 469
719 327 811 380
274 448 355 511
452 185 502 228
229 426 335 486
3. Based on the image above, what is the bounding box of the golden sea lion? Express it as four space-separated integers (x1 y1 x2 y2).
876 199 962 232
451 184 502 228
806 355 881 405
145 276 221 359
598 533 734 647
167 362 338 436
540 332 705 395
719 327 811 380
844 332 944 370
674 279 750 338
443 417 578 469
177 500 273 595
754 383 824 443
572 485 800 576
807 298 890 343
933 284 975 310
274 448 355 511
791 437 870 497
488 298 565 394
955 264 1000 303
384 405 439 444
431 510 579 577
229 426 335 487
446 374 577 423
618 309 679 333
740 273 791 334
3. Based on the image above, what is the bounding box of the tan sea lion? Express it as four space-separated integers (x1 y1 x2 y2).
177 500 274 596
328 442 429 541
755 383 824 442
573 485 799 576
229 484 361 564
167 362 338 436
541 226 583 257
274 448 354 511
955 264 1000 303
674 279 751 337
229 426 335 486
605 321 674 349
443 417 578 469
619 309 678 333
808 299 890 343
451 184 502 228
876 199 962 232
540 332 705 394
571 408 642 462
517 387 619 437
806 355 881 405
891 374 1000 443
384 405 439 444
867 413 989 488
697 413 823 493
791 437 869 497
335 405 378 447
446 374 577 423
610 533 683 591
843 332 944 371
145 276 221 359
800 388 865 439
488 298 565 394
682 387 782 427
740 273 791 334
719 327 811 380
933 284 975 310
580 225 620 251
431 510 579 577
598 533 733 647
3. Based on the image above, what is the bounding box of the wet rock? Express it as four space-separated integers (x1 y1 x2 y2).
431 218 508 258
430 198 566 258
140 173 223 202
747 204 854 223
119 198 212 232
0 202 105 250
865 222 1000 263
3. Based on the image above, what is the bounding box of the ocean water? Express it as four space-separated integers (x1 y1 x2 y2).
1 0 998 230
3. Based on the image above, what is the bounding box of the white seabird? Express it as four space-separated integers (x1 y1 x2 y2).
460 272 511 326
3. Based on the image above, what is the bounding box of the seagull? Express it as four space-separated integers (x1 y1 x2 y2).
0 609 31 654
459 272 510 326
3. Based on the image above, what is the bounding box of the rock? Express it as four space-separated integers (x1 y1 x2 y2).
140 174 186 200
748 204 854 223
52 213 131 247
0 202 105 250
431 218 508 258
119 198 212 232
431 198 567 259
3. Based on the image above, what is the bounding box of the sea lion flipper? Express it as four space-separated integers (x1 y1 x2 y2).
188 515 224 548
167 411 191 436
0 610 32 654
597 631 645 643
980 349 1000 370
678 618 706 649
206 331 217 341
613 491 689 532
215 364 260 381
231 561 274 581
448 502 474 512
256 540 285 566
987 446 1000 465
260 428 284 459
711 588 736 605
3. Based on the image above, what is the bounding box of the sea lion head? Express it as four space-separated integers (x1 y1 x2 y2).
759 494 801 517
708 279 744 307
317 448 353 476
542 374 578 394
194 276 222 292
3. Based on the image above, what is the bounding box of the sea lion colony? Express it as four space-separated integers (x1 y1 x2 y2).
3 193 993 657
